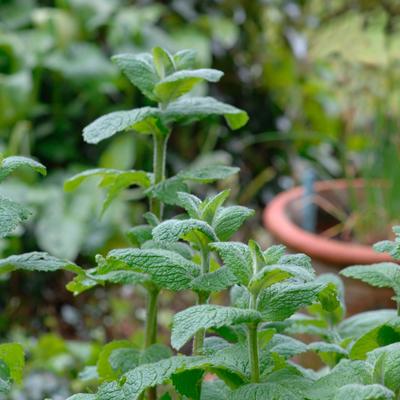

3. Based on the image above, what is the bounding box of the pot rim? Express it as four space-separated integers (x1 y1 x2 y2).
263 179 394 266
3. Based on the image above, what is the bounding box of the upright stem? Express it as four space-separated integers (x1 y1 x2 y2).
192 246 210 355
248 294 260 383
144 287 159 348
150 133 169 220
144 133 168 400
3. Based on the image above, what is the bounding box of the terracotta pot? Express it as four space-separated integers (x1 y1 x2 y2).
263 179 395 314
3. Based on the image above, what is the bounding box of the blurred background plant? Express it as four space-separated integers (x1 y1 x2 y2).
1 0 400 397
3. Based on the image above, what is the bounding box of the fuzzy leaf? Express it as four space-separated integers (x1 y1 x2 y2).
126 225 153 247
266 334 308 359
171 305 261 350
213 206 254 241
373 240 399 257
122 356 206 400
64 168 150 192
341 263 400 293
178 166 239 183
210 242 253 286
263 245 286 265
164 96 248 130
201 190 230 224
257 282 325 321
66 395 97 400
249 264 315 295
97 341 135 381
173 49 197 70
0 252 82 275
0 156 46 182
190 266 237 292
112 53 159 100
201 380 230 400
230 370 313 400
65 168 151 213
348 318 400 360
146 177 188 206
307 360 373 400
154 69 223 103
152 219 217 245
338 310 397 339
83 107 161 144
152 47 175 79
175 192 202 218
0 196 31 237
333 384 394 400
107 248 200 291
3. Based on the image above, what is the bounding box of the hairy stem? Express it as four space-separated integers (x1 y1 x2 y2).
144 287 159 348
248 294 260 383
192 247 210 355
150 133 169 220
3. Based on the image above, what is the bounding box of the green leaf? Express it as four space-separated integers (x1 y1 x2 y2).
213 206 254 241
0 252 82 275
140 343 173 365
171 368 204 400
175 192 202 218
0 156 46 182
65 168 150 191
257 282 325 321
0 196 31 237
66 395 97 400
369 344 400 393
126 225 153 247
122 356 206 400
0 343 24 384
173 49 197 70
263 245 286 265
164 96 249 130
178 165 239 183
333 384 394 400
307 359 373 400
190 266 237 292
338 309 397 339
279 253 313 271
349 319 400 360
146 177 188 206
141 240 193 260
171 305 261 350
152 47 175 79
154 69 223 103
65 168 151 213
308 342 348 366
230 369 313 400
97 340 135 381
210 242 253 286
266 334 308 359
112 53 159 100
82 107 161 144
152 219 217 245
107 248 200 291
0 359 11 394
248 264 314 295
201 190 231 224
341 263 400 293
201 380 231 400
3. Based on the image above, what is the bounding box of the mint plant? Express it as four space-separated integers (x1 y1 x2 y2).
39 47 400 399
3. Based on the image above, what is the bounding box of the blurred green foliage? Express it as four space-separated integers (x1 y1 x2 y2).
1 1 400 396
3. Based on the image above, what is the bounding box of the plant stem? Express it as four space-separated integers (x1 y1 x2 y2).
192 246 210 355
150 133 169 220
144 287 159 348
248 294 260 383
